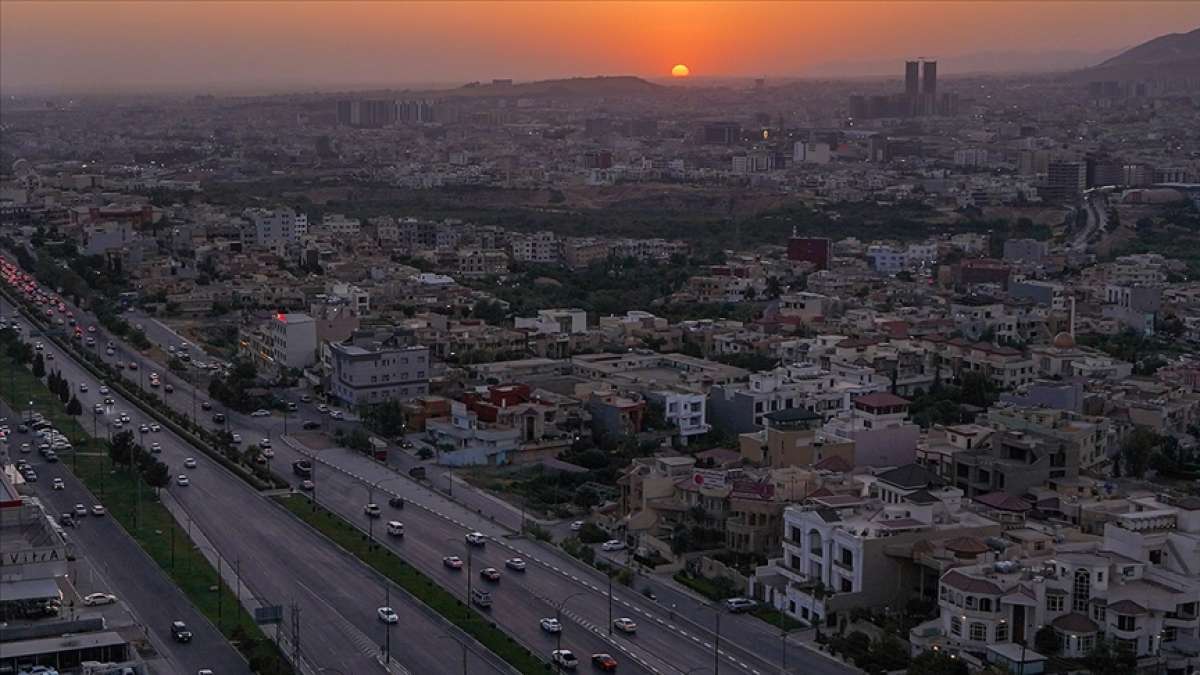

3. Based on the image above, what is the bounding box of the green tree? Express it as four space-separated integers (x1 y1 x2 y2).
1083 635 1138 675
1122 427 1162 479
346 428 372 454
142 460 170 493
32 352 45 378
907 650 969 675
574 485 601 509
66 395 82 416
108 430 136 468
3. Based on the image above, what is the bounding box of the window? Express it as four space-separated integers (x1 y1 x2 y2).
1079 635 1095 653
951 616 962 636
969 623 987 641
979 598 992 612
1047 594 1064 612
1164 626 1177 642
995 622 1009 642
1116 614 1137 632
1092 605 1106 623
1097 571 1104 583
1073 569 1091 612
966 596 976 609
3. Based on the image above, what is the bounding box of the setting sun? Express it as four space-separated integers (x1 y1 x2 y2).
671 64 691 78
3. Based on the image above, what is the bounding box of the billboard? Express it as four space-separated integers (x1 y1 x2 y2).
691 469 727 488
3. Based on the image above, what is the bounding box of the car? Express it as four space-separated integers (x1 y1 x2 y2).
399 440 414 449
299 394 313 403
231 433 242 443
150 378 161 388
150 442 162 453
74 504 88 517
93 403 104 414
601 540 626 552
52 478 65 490
184 457 197 469
591 654 618 672
119 413 131 423
613 617 638 634
724 597 757 613
92 505 106 516
505 557 527 571
45 352 54 360
363 503 382 518
387 520 404 536
98 386 109 395
540 617 563 633
286 402 297 412
250 409 270 417
88 325 96 333
164 384 174 393
60 514 76 528
19 442 31 453
200 401 213 410
259 438 271 448
377 606 399 624
300 479 314 491
317 404 329 414
479 567 501 582
329 410 345 420
176 475 190 486
104 397 115 405
105 348 115 356
110 420 123 430
550 650 578 669
79 383 88 392
212 413 226 424
443 556 464 569
16 423 28 433
570 520 584 531
292 460 312 477
82 592 117 606
388 496 404 509
254 454 268 465
301 420 321 430
171 620 193 643
261 447 275 458
139 424 149 434
465 531 486 546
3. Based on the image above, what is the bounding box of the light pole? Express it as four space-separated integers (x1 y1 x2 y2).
438 634 469 675
194 544 225 631
382 583 392 663
555 591 588 673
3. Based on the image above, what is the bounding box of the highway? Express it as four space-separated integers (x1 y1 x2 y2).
1 292 516 675
2 405 248 675
90 314 854 675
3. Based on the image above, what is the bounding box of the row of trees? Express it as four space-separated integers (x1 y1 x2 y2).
106 429 171 491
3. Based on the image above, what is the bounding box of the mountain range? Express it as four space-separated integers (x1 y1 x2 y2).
1078 26 1200 80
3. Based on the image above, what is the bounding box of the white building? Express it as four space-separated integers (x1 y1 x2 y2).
242 208 307 248
646 389 711 445
514 308 588 335
322 213 361 237
328 329 430 407
267 313 317 370
794 142 832 165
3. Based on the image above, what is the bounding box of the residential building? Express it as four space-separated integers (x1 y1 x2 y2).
328 328 431 407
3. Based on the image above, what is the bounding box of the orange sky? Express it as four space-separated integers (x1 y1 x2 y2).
2 1 1197 93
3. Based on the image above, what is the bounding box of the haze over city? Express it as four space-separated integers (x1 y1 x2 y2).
2 0 1199 93
3 2 1200 675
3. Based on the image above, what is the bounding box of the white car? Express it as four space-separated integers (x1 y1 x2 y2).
329 410 345 420
505 557 527 571
377 606 399 624
93 403 105 414
317 404 329 414
52 478 65 490
465 531 486 546
250 409 270 417
98 386 109 394
184 457 197 469
176 475 190 486
540 617 562 633
74 504 88 517
91 505 106 516
601 539 626 552
82 592 117 606
570 520 584 531
259 438 271 448
261 447 275 458
150 442 162 453
79 383 88 392
550 650 578 669
150 423 161 432
613 617 638 633
231 433 242 444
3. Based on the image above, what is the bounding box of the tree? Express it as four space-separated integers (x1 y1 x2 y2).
907 650 968 675
32 352 45 378
346 428 372 454
142 460 170 493
1122 427 1161 479
1083 635 1138 675
574 485 601 509
1034 626 1059 655
670 527 693 554
66 395 82 416
109 430 136 468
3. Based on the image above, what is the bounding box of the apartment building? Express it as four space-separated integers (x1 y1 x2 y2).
514 307 588 335
328 328 431 407
750 464 1000 628
709 362 875 434
645 388 710 444
241 207 307 248
919 336 1037 389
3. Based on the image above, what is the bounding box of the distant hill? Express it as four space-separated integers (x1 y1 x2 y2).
1077 26 1200 80
435 75 664 98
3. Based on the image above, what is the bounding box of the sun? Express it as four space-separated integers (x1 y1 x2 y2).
671 64 691 78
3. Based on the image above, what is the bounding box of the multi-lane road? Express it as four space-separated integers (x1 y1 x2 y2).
2 294 514 675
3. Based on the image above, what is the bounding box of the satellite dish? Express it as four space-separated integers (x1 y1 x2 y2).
12 158 32 177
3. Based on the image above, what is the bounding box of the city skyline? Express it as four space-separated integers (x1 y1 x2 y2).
1 0 1198 94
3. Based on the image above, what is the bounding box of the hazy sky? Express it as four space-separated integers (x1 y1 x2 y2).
2 1 1197 94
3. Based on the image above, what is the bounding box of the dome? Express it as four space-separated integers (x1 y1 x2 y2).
1052 332 1075 349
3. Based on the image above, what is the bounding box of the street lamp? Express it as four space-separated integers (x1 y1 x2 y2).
193 543 226 631
554 591 589 673
437 634 469 675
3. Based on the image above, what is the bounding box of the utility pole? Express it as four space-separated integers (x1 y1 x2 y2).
292 603 300 670
383 584 392 663
714 611 721 675
217 555 224 630
235 558 242 627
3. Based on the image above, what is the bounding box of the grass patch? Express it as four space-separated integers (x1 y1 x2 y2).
275 494 548 674
0 353 291 672
749 606 807 632
672 571 738 602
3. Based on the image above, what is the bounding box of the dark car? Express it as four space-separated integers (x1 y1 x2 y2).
212 412 226 424
171 620 193 643
301 420 321 430
292 460 313 477
200 401 212 410
388 496 404 509
408 466 427 479
479 567 501 582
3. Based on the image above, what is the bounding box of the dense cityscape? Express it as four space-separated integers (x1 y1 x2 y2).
2 4 1200 675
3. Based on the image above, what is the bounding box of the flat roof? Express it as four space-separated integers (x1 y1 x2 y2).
0 630 128 659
